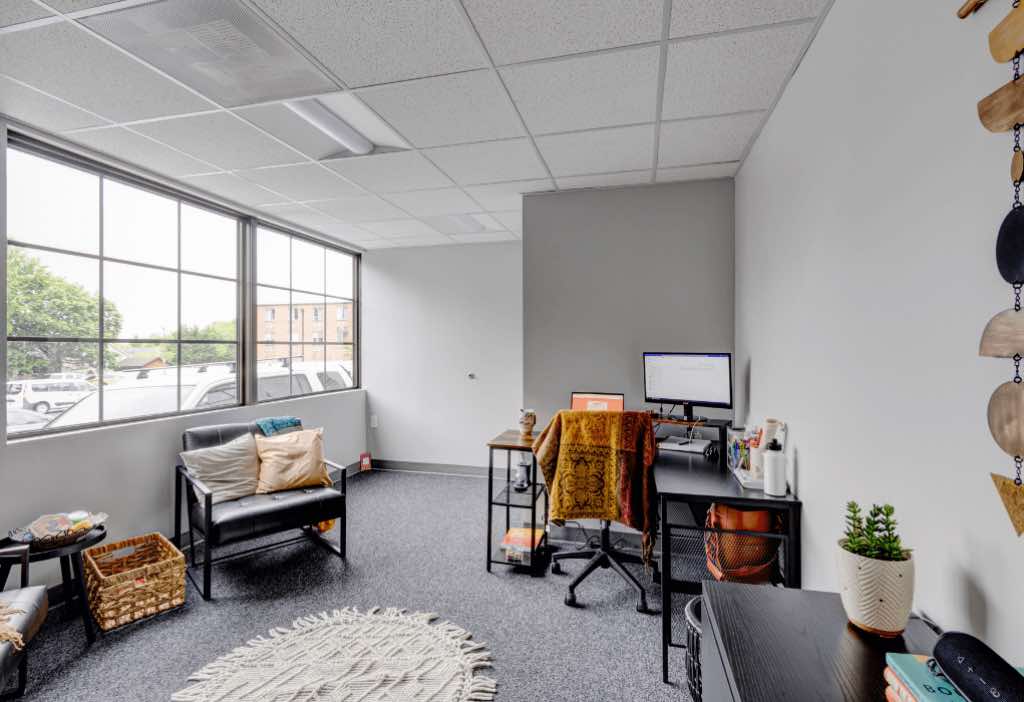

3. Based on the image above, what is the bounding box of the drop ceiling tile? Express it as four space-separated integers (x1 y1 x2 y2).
424 139 548 185
45 0 125 10
555 170 652 190
248 0 486 87
422 213 503 234
357 70 523 148
464 0 662 65
181 172 285 206
259 203 379 240
501 46 659 135
386 236 454 248
671 0 827 37
464 179 553 211
0 1 52 27
309 195 407 222
237 164 364 201
359 219 440 238
490 211 521 233
0 75 107 131
323 151 452 193
359 238 397 249
658 112 763 167
0 21 214 121
83 0 337 108
662 23 813 120
133 112 303 170
234 103 345 161
450 231 518 244
536 124 654 177
657 162 739 182
66 126 216 176
386 188 481 217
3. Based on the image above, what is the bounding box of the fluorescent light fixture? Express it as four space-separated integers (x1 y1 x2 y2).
285 99 374 156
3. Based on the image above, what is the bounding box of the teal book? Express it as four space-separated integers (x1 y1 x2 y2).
885 653 1024 702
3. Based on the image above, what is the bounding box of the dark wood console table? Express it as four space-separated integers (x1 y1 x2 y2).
701 582 940 701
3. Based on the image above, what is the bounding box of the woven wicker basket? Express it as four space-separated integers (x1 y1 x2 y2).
83 532 185 632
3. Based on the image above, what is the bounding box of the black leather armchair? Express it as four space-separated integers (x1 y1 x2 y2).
0 545 47 700
173 421 346 600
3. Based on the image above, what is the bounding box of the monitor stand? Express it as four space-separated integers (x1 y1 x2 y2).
661 403 707 423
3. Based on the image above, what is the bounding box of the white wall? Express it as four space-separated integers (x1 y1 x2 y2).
523 181 735 426
0 389 366 585
735 1 1021 656
362 243 523 468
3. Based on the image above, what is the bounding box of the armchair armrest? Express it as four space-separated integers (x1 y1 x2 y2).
0 543 31 588
176 463 212 497
325 459 347 495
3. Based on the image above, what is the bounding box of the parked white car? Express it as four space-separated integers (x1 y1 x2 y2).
5 379 95 413
6 408 52 435
45 362 354 430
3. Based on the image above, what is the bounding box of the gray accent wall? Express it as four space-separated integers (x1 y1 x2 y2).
523 180 735 426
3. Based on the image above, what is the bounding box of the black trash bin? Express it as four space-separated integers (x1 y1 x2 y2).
685 596 703 702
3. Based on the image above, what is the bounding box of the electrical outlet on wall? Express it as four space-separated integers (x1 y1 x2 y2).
370 414 379 429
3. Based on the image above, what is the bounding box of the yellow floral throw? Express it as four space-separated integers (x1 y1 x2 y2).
0 602 24 651
533 410 658 564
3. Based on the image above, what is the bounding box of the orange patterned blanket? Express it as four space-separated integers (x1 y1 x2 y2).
533 410 658 564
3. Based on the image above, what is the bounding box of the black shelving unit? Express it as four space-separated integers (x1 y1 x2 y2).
486 430 549 574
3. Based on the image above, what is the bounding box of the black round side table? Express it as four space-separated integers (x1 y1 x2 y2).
0 526 106 643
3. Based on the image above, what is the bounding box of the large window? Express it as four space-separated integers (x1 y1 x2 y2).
4 141 359 438
256 226 356 401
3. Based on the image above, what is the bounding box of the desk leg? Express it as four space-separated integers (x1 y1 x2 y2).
70 552 96 644
487 447 494 572
505 449 511 533
529 453 539 577
787 505 802 588
661 494 671 685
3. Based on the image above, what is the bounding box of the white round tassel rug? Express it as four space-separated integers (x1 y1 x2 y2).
172 608 497 702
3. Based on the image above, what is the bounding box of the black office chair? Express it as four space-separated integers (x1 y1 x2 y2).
551 520 652 613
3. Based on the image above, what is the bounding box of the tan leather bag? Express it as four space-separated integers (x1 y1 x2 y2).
705 503 779 584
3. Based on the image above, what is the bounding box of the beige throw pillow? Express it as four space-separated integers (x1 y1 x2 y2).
255 427 331 494
180 433 260 504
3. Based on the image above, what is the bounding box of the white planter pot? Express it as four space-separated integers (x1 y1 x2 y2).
835 540 914 637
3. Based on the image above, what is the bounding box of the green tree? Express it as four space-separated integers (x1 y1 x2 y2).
6 248 122 378
153 320 237 367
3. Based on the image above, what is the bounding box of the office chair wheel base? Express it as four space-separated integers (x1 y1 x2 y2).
551 561 564 575
636 600 652 614
564 592 579 607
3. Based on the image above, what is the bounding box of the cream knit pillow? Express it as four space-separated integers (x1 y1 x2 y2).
180 433 260 504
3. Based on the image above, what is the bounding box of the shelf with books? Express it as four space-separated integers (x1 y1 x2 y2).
486 431 549 576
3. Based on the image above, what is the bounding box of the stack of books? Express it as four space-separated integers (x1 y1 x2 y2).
500 527 544 562
884 653 1024 701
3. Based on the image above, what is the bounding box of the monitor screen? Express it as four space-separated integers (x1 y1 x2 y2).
643 352 732 407
570 392 624 412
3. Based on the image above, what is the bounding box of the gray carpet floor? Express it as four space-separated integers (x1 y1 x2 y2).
19 469 691 701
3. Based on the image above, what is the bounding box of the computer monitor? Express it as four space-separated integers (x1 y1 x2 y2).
643 352 732 419
570 392 625 412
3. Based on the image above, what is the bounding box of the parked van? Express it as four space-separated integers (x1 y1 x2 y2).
5 379 95 413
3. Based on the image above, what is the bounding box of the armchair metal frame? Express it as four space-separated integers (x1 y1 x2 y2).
0 545 31 701
173 461 346 601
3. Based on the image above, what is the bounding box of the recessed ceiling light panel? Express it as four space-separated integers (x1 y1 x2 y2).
83 0 336 107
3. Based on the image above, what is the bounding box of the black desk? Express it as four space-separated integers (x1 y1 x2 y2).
702 582 939 701
655 451 801 684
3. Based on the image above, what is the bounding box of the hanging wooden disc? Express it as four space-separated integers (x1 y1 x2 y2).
991 473 1024 536
997 207 1024 283
980 309 1024 356
991 4 1024 62
979 76 1024 132
1013 151 1024 183
988 381 1024 455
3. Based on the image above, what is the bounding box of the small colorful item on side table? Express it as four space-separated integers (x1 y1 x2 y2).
9 511 108 550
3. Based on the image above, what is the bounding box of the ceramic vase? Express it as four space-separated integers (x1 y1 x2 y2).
519 409 536 438
836 540 915 637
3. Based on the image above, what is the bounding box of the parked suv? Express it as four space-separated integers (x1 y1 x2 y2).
5 379 95 413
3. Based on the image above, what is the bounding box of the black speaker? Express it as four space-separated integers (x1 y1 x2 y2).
933 632 1024 701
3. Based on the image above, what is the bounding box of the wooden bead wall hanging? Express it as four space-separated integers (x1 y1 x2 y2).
965 0 1024 535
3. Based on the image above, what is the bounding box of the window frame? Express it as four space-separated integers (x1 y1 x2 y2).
251 223 359 405
2 131 361 440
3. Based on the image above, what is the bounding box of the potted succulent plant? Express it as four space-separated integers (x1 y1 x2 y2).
836 501 914 637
